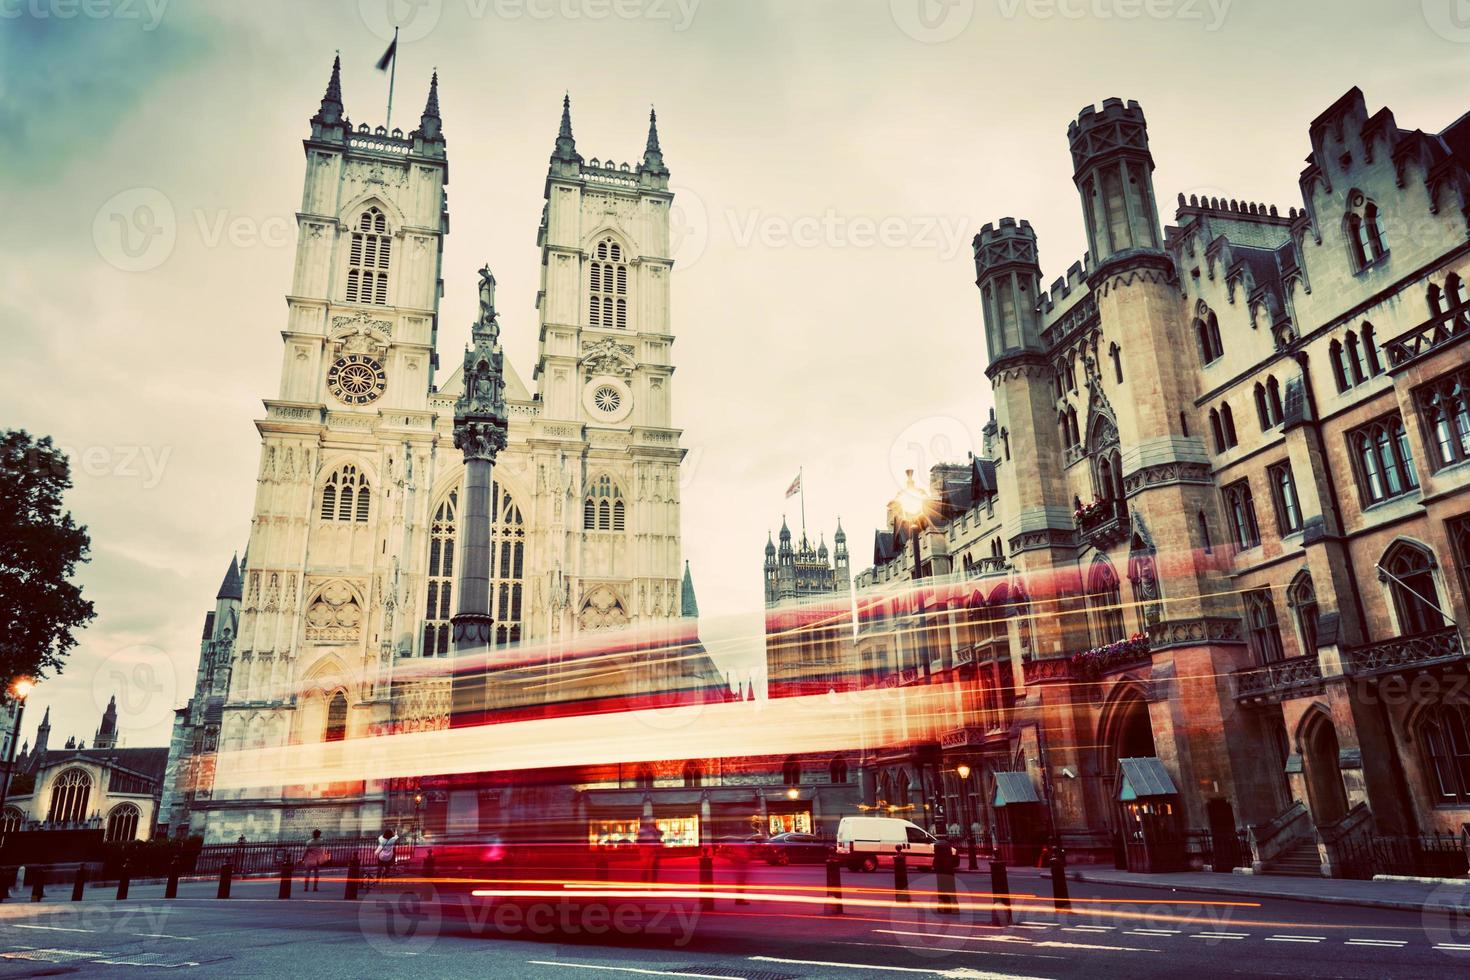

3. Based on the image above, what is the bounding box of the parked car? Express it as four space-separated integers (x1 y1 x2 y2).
715 834 766 859
835 816 937 872
761 832 831 865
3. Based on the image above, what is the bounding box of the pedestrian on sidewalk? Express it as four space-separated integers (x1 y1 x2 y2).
302 829 327 892
376 827 399 884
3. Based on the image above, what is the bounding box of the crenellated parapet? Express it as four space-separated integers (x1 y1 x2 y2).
1069 98 1168 282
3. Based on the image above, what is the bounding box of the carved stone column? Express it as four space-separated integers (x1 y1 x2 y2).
451 267 509 654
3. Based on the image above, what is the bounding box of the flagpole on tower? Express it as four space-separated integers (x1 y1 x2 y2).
380 26 400 131
799 466 806 537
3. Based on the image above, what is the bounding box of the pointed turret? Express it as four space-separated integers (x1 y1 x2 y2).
764 532 777 564
94 694 118 750
680 560 699 618
551 93 583 168
412 70 445 152
216 554 242 601
33 706 50 758
310 53 348 141
639 106 669 182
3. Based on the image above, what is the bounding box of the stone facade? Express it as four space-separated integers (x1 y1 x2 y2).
169 61 720 843
854 89 1470 871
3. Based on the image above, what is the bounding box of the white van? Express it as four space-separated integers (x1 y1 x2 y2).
835 816 937 872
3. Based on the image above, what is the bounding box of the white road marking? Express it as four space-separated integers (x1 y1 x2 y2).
751 956 1055 978
1191 932 1247 940
1062 926 1113 932
1434 943 1470 950
10 924 93 933
132 933 198 941
526 962 748 979
1264 936 1322 943
1125 929 1179 936
1344 939 1406 947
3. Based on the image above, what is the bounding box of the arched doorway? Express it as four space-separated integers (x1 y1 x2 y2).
1300 711 1348 826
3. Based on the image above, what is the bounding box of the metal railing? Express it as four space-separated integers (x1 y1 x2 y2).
1346 627 1464 677
190 836 413 877
1383 305 1470 369
1333 831 1468 880
1233 654 1324 703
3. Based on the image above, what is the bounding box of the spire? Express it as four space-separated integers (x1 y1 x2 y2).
551 92 582 166
217 554 242 601
640 105 668 177
834 517 847 544
764 532 776 557
94 694 118 750
312 53 345 128
413 70 444 144
680 560 699 618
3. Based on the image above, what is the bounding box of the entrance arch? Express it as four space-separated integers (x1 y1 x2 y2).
1299 709 1348 826
1098 684 1158 815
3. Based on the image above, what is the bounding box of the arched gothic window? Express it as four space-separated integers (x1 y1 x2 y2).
584 475 626 531
1414 365 1470 470
1221 403 1238 447
1090 417 1122 501
682 761 703 788
47 768 92 824
588 237 629 329
1361 323 1383 376
1350 415 1418 504
105 802 141 842
1345 194 1387 270
1209 409 1225 453
0 806 22 834
1195 306 1224 365
345 206 391 305
634 765 654 789
1087 556 1127 647
1381 542 1444 636
423 482 526 651
1287 571 1319 657
782 758 801 786
320 464 371 523
1245 588 1285 664
1418 703 1470 804
324 691 348 742
1330 339 1350 392
829 757 849 784
423 493 457 657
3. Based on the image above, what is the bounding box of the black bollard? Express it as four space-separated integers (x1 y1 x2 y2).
218 862 233 899
989 860 1011 926
893 851 909 903
116 864 130 900
824 857 844 916
29 866 45 902
698 853 714 911
1049 848 1070 913
164 859 179 899
935 842 958 915
278 860 293 899
72 864 87 901
344 857 359 901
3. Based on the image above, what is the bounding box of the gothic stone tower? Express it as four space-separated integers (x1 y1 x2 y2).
194 59 450 841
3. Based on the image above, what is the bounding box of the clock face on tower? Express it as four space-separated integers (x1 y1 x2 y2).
327 353 387 405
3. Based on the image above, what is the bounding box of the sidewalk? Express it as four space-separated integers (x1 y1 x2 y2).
1061 866 1470 913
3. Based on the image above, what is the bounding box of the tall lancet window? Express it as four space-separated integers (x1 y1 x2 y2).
423 482 526 652
588 237 628 329
345 206 391 305
320 464 371 523
584 474 626 531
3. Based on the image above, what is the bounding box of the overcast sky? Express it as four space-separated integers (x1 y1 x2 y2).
4 0 1468 748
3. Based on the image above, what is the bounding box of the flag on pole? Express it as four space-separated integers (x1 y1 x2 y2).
375 35 398 72
785 472 801 498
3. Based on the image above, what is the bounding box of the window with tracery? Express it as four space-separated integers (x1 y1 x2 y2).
588 237 628 329
1245 588 1285 664
1381 542 1444 636
1345 196 1387 270
1414 365 1470 471
1287 571 1319 657
345 206 391 305
1195 305 1224 365
422 482 526 653
320 464 371 523
584 474 626 531
1348 414 1418 505
1420 703 1470 804
1222 479 1260 549
324 691 347 742
1268 462 1302 535
105 803 141 842
47 768 91 824
1087 556 1127 647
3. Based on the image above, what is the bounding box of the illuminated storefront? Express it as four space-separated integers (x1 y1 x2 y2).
589 815 701 848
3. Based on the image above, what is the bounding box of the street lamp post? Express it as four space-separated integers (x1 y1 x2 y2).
956 763 978 871
0 678 34 902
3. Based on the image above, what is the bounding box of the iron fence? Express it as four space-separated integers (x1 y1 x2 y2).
1334 832 1467 880
190 836 415 877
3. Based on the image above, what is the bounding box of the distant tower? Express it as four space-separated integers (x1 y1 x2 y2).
33 705 50 759
94 695 118 750
680 560 699 618
833 519 850 592
763 533 778 603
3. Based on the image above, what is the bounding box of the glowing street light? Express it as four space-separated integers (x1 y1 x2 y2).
0 677 35 886
953 763 978 870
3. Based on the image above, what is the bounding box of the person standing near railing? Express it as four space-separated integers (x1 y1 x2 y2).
376 827 399 884
301 830 326 892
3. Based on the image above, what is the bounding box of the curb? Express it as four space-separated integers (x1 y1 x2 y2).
1064 870 1459 914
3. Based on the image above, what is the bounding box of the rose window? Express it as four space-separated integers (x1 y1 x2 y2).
337 363 377 396
593 385 622 413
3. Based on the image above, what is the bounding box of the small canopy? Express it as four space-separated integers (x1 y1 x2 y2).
992 771 1041 807
1116 757 1178 801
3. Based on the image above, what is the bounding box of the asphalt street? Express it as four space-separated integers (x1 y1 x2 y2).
0 866 1464 978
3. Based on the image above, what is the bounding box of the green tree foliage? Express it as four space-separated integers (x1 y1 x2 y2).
0 431 96 681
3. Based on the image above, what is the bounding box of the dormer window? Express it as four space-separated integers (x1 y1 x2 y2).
589 238 628 329
346 207 391 305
